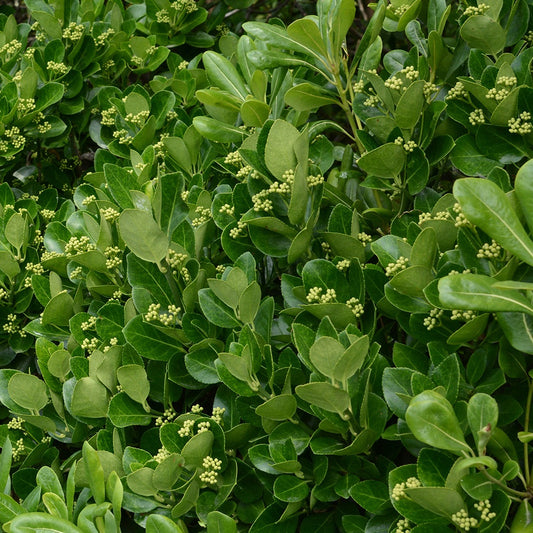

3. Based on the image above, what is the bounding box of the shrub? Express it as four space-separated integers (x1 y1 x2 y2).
0 0 532 531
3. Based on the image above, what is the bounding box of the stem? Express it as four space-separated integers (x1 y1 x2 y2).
482 469 529 498
524 379 533 486
333 71 365 154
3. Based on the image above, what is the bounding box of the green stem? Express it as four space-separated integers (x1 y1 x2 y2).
482 469 529 499
524 379 533 487
333 71 365 154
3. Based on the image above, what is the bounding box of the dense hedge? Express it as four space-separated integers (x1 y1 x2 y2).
0 0 533 531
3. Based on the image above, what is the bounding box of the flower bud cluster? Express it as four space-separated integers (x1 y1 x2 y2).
24 262 44 287
306 287 337 304
113 129 133 145
282 169 295 184
101 207 120 222
423 82 439 99
364 94 380 107
394 137 417 152
486 87 509 101
65 236 96 255
219 203 235 216
200 456 222 485
192 206 212 227
18 98 35 114
224 151 241 165
172 0 198 13
468 109 485 126
62 22 85 41
7 417 24 430
94 28 115 46
229 221 246 239
11 438 25 461
105 246 122 269
474 500 496 522
307 174 324 187
81 337 98 352
497 75 517 87
423 308 443 330
101 108 117 126
125 111 150 127
395 518 411 533
385 256 408 277
47 61 69 76
211 406 226 424
477 239 501 259
155 408 176 427
508 112 532 135
446 81 467 100
346 297 364 317
0 40 22 55
336 259 351 271
464 3 489 15
154 446 171 463
451 509 478 531
168 250 188 272
3 314 24 336
451 309 476 321
391 477 421 500
385 77 403 90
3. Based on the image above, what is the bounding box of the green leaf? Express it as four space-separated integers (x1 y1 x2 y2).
450 135 498 176
240 99 270 127
199 289 240 329
349 480 391 514
310 336 344 379
5 213 26 251
357 143 405 178
146 514 184 533
405 390 472 454
107 392 152 428
181 431 214 468
438 274 533 314
295 382 350 415
117 365 150 408
239 281 261 324
41 291 74 327
124 315 184 361
404 487 465 518
82 442 106 505
467 393 498 453
287 17 328 57
273 475 309 502
264 120 300 180
460 15 506 55
207 511 237 533
395 80 425 130
461 173 529 242
119 209 168 264
103 164 137 209
127 467 157 497
255 395 297 421
8 373 48 411
285 83 338 111
8 513 84 533
36 466 64 500
71 377 109 418
203 51 248 100
515 159 533 233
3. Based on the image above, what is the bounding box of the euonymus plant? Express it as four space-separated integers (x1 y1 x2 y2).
0 0 532 531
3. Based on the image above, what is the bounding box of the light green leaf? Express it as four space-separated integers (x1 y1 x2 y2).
406 390 472 454
118 209 168 264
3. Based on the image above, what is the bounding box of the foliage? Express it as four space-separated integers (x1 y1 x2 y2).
0 0 532 531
